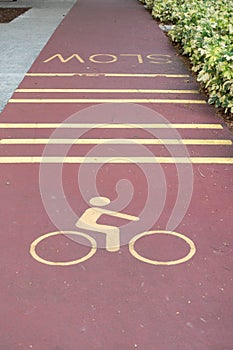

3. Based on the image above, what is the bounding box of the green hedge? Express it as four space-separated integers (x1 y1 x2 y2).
140 0 233 113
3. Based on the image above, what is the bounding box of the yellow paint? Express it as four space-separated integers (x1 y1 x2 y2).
0 138 231 145
16 88 199 94
89 197 111 206
25 73 190 78
129 230 196 265
75 196 139 252
43 54 85 63
30 197 195 267
42 53 172 65
1 156 233 164
146 54 172 64
9 98 206 104
30 231 97 266
0 123 223 129
89 54 118 63
30 228 196 266
120 54 144 63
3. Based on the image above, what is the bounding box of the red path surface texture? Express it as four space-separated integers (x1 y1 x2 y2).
0 0 233 349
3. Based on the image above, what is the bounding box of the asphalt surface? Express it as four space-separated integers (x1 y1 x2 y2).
0 0 233 349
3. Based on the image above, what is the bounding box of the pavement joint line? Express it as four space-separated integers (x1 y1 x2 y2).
25 73 190 78
15 89 199 94
0 156 233 164
0 139 231 145
0 123 223 129
9 99 207 104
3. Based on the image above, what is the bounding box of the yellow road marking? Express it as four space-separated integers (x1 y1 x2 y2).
129 230 196 266
9 98 206 104
15 88 199 94
30 231 97 266
0 123 223 129
0 139 231 145
25 73 190 78
0 157 233 164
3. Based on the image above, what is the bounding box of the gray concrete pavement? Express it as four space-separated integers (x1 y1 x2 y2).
0 0 76 112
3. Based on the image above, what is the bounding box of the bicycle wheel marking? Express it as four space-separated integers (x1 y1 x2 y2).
129 230 196 266
30 231 97 266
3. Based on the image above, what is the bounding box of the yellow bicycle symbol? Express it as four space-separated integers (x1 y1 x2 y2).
30 196 196 266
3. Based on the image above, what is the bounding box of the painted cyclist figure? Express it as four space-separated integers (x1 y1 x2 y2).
76 196 139 252
30 197 196 267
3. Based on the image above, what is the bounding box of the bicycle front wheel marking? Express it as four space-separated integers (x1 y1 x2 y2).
129 230 196 266
30 231 97 266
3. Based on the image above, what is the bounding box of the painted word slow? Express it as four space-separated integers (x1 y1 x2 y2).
43 53 172 64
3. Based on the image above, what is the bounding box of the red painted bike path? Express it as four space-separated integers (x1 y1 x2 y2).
0 0 233 349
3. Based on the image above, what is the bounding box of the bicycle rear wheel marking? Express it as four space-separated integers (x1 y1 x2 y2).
129 230 196 266
30 231 97 266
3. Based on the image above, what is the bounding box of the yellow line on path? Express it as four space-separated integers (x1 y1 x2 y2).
25 73 190 78
16 88 199 94
0 139 231 145
0 123 223 129
9 98 206 104
0 157 233 164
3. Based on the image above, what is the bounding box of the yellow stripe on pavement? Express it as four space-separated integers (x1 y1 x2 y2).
25 73 190 78
0 156 233 164
9 98 206 104
15 88 199 94
0 123 223 129
0 138 231 145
